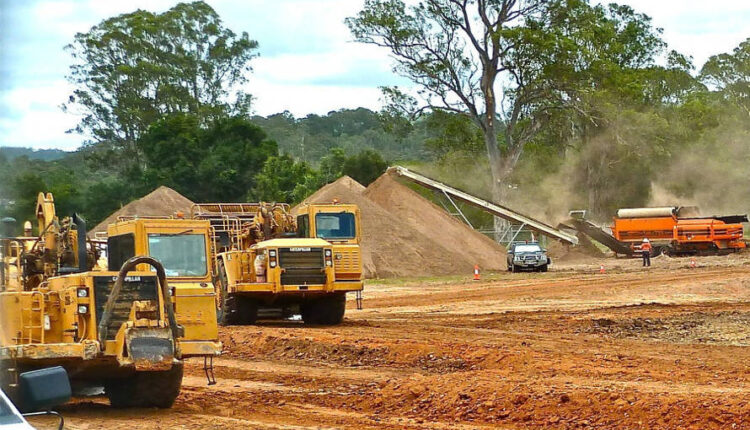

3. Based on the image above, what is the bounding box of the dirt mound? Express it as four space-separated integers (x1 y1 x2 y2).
296 176 477 278
90 186 194 235
364 174 505 270
547 233 606 262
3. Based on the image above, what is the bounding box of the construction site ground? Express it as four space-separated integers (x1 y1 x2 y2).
31 253 750 429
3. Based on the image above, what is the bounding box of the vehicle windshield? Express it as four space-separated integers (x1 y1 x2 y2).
0 391 23 426
515 244 542 253
315 212 356 240
148 234 207 277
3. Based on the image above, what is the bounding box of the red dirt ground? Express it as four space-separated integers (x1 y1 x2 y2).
35 254 750 429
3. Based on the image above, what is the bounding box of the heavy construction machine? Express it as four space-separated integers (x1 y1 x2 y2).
568 207 747 256
0 193 221 409
191 201 364 326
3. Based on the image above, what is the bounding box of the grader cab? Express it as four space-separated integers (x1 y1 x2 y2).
192 201 364 325
0 193 221 410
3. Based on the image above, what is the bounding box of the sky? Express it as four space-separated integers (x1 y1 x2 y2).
0 0 749 151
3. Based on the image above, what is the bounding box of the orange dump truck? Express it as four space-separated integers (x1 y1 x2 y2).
611 207 747 256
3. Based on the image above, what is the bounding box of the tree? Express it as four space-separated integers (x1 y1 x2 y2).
250 155 321 203
347 0 670 211
347 0 547 206
342 150 388 186
318 147 348 183
701 37 750 117
64 1 258 166
137 114 278 202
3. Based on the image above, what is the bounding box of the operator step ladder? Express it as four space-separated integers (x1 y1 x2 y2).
387 166 578 246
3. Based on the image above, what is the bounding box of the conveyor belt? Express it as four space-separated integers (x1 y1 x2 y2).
388 166 578 245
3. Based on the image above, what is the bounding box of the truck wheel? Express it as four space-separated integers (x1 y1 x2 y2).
302 293 346 325
237 297 259 325
216 261 240 326
105 362 183 408
540 264 548 272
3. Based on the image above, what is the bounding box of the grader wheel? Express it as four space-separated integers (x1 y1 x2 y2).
301 293 346 325
105 362 183 408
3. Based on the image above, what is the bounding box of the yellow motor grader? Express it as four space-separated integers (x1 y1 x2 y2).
191 201 364 325
0 193 221 409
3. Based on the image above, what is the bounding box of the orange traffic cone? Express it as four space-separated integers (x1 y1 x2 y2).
473 264 481 281
690 258 696 269
599 264 606 274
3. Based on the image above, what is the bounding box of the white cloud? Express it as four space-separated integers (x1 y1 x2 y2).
596 0 750 67
3 0 750 150
249 80 383 117
0 80 82 150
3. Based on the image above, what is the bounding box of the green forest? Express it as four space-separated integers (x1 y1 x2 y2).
1 0 749 231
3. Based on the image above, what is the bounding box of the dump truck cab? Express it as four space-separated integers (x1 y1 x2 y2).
106 218 221 358
295 203 363 288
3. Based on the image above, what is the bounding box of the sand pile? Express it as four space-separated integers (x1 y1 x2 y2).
296 176 481 278
90 186 194 235
364 174 505 270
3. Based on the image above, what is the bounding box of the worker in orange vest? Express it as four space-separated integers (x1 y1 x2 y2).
641 238 652 267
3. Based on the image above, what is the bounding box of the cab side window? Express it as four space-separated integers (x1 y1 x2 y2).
297 215 310 238
107 234 135 270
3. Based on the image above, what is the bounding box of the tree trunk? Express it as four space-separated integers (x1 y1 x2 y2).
482 124 510 242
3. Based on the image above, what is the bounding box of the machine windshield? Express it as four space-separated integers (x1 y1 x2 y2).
315 213 356 240
147 234 207 277
515 244 542 253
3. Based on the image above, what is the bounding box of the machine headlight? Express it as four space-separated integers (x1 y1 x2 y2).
325 249 332 257
78 305 89 314
77 288 88 298
326 260 333 266
270 260 277 268
269 250 277 257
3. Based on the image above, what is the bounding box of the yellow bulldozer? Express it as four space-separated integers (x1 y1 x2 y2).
191 201 364 325
0 193 221 409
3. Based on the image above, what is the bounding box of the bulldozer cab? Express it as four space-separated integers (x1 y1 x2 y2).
295 203 361 245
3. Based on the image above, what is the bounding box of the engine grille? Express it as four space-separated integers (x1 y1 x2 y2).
94 275 159 340
333 249 361 273
278 247 325 285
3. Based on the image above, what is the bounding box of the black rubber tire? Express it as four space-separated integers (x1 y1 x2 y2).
659 247 671 257
105 362 184 408
301 293 346 325
216 261 240 326
540 264 548 272
237 297 259 325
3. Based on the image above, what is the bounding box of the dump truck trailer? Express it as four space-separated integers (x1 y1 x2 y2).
1 193 221 409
